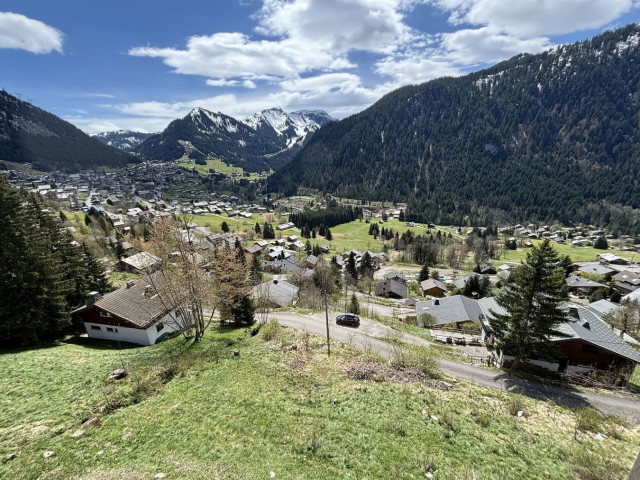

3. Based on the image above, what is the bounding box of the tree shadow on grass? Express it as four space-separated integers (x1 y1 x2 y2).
493 371 593 410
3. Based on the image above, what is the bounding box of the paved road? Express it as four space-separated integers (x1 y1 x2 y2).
271 311 640 421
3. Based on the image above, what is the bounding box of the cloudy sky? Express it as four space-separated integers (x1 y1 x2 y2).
2 0 639 133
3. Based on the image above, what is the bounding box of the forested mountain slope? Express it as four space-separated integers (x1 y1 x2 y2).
0 90 138 172
270 25 640 233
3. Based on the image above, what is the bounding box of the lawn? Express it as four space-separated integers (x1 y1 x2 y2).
1 324 639 480
180 158 266 180
496 240 638 265
325 219 449 255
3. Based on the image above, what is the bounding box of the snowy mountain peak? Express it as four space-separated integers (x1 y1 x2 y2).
242 107 333 139
188 107 238 134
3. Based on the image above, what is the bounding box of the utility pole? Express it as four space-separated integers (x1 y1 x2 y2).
325 287 330 357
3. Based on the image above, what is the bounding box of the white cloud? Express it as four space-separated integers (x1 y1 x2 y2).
441 27 551 64
113 0 639 131
129 0 419 86
375 53 463 83
0 12 63 54
434 0 636 37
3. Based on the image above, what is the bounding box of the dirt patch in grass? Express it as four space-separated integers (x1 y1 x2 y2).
345 359 451 390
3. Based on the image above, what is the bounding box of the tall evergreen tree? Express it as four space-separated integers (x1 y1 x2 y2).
0 180 72 345
325 228 332 241
490 239 569 369
346 251 358 281
418 263 430 282
221 221 230 233
250 253 263 286
359 251 374 279
255 222 262 235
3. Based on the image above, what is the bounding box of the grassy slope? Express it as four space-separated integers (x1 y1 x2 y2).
497 241 637 264
1 326 638 480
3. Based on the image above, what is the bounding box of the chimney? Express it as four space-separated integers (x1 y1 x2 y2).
126 280 135 289
273 279 278 285
86 291 101 305
434 299 440 306
143 285 154 298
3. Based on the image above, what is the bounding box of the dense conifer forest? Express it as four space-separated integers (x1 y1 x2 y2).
0 90 138 172
270 25 640 234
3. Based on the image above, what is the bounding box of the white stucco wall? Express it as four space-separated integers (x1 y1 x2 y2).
85 312 180 346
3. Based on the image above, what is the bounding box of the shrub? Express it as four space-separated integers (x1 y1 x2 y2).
505 395 527 416
261 318 279 341
418 313 436 328
574 407 604 433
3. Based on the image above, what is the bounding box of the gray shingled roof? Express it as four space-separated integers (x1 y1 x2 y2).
566 275 606 289
252 280 299 307
416 295 483 326
568 307 640 363
375 278 408 298
479 297 640 363
120 252 161 271
420 278 446 293
74 272 172 328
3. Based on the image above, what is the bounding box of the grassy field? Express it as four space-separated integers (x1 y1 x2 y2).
326 219 453 254
179 158 266 180
496 240 638 265
1 324 639 480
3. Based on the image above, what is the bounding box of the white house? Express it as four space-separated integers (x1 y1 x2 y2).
72 274 180 345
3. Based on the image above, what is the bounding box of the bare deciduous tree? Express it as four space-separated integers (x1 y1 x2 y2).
138 217 218 342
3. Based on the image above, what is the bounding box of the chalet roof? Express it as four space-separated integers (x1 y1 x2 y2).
597 253 628 264
120 252 161 271
252 279 299 307
577 263 615 276
453 272 479 290
73 273 172 329
420 278 446 292
383 271 407 282
566 275 606 289
416 295 483 326
375 278 408 298
479 297 640 363
567 307 640 363
613 270 640 284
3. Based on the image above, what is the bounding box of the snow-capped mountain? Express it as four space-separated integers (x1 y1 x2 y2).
243 107 333 148
136 107 334 171
92 130 154 150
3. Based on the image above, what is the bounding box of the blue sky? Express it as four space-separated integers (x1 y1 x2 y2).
2 0 640 133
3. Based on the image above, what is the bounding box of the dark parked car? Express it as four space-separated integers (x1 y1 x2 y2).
336 313 360 326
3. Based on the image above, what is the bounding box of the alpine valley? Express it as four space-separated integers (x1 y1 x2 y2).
270 24 640 234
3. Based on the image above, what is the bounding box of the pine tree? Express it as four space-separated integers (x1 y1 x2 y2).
0 181 72 345
325 228 332 241
250 253 263 285
255 222 262 235
418 263 430 282
235 239 246 265
221 221 230 233
346 251 358 281
359 251 374 279
594 236 608 250
305 239 312 255
490 239 569 369
348 293 360 315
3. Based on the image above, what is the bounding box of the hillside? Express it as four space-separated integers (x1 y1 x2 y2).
1 324 638 480
270 25 640 234
136 107 334 172
0 90 138 172
92 130 154 150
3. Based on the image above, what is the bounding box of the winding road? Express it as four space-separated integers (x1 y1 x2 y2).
271 311 640 421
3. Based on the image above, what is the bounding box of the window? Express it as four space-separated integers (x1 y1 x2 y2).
156 322 164 332
99 311 112 318
106 327 118 333
581 344 599 354
90 325 101 331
